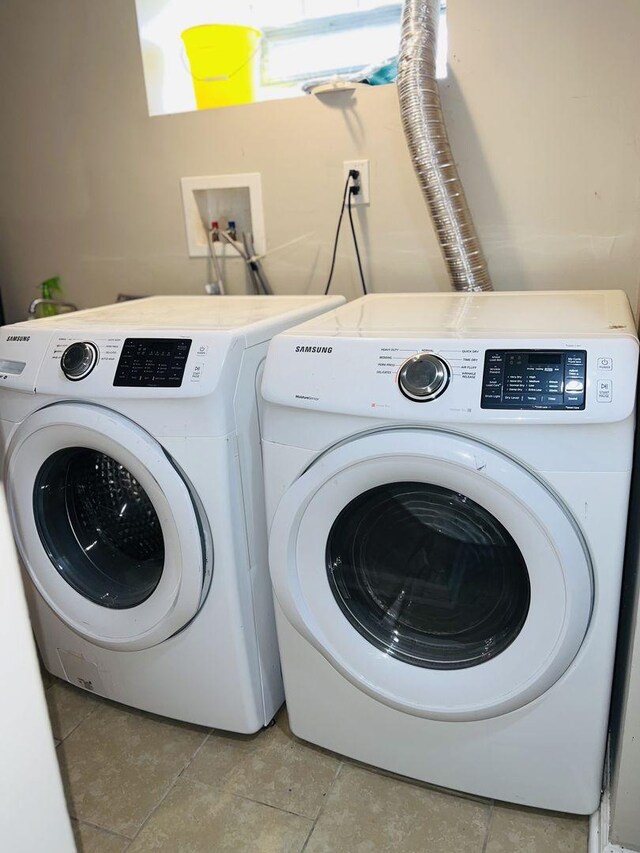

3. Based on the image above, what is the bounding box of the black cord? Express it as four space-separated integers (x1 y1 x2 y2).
347 187 368 295
324 174 351 296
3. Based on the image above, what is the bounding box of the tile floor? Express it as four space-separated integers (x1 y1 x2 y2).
43 673 590 853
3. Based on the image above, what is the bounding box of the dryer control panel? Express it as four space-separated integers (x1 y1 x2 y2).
481 350 587 410
263 332 638 425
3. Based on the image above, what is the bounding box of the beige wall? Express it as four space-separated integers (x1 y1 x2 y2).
0 0 639 324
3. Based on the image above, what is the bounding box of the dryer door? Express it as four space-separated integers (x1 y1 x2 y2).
6 403 211 651
269 429 593 721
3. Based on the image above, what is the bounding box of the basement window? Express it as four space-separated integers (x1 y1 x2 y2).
135 1 447 116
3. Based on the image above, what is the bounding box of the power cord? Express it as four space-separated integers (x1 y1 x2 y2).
347 184 368 296
324 169 368 296
324 173 352 296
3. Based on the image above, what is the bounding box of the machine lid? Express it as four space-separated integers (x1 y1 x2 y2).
10 295 345 341
5 402 211 651
268 428 593 721
273 290 636 339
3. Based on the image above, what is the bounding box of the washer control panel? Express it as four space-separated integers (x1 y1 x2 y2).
481 350 587 410
113 338 192 387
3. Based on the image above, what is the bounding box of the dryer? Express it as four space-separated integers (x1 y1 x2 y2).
261 291 638 812
0 295 343 732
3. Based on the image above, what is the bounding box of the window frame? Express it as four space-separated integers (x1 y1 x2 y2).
259 4 403 87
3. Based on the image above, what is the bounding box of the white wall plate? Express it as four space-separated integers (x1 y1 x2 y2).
180 173 266 258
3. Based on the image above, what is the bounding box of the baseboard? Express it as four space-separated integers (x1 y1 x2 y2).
589 789 638 853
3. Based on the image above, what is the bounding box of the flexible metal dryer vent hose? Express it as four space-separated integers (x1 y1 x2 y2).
397 0 493 292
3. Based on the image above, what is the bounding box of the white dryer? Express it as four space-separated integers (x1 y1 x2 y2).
0 295 343 732
261 291 638 812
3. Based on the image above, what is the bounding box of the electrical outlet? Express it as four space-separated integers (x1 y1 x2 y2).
343 159 370 205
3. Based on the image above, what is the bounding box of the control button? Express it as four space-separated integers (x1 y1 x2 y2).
190 363 204 382
543 395 562 405
196 344 209 356
597 380 613 402
503 394 523 403
597 357 613 371
565 394 583 406
524 394 542 404
564 379 585 393
398 353 450 402
61 341 99 381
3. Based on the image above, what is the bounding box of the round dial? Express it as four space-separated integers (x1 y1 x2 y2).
60 342 99 381
398 353 450 402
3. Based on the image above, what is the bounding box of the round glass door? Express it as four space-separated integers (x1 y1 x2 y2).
34 448 165 609
327 482 530 670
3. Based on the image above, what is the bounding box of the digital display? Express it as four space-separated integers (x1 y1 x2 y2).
528 353 561 366
481 350 587 410
114 338 192 387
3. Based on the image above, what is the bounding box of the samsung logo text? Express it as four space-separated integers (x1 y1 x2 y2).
295 346 333 354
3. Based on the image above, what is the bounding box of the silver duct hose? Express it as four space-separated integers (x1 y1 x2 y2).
397 0 493 292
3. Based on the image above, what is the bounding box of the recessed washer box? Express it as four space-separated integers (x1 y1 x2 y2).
180 173 265 258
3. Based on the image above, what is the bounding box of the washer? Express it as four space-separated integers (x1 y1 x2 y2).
0 294 343 732
261 290 638 812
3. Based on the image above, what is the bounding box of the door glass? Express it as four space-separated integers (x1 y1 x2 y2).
33 448 165 609
326 482 530 669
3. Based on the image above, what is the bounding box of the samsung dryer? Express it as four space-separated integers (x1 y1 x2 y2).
0 294 343 731
261 291 638 811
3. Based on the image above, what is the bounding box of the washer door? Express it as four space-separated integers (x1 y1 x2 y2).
269 429 593 721
6 403 210 651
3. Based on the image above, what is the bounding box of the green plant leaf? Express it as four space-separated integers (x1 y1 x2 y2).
38 276 64 316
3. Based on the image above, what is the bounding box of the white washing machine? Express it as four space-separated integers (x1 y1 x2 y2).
0 294 343 732
261 291 639 812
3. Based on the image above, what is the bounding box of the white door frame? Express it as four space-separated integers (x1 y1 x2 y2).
6 403 210 651
269 429 593 721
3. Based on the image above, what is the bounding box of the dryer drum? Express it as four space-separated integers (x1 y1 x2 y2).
33 447 165 610
326 482 531 670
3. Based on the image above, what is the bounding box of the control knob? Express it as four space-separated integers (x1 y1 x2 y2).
398 353 450 402
60 341 99 381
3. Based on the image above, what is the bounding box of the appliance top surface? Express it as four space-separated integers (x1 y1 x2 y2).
280 291 637 339
15 296 340 332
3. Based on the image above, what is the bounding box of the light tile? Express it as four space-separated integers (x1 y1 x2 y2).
71 819 130 853
184 728 260 786
128 777 312 853
485 804 588 853
305 763 489 853
185 710 341 819
39 663 54 690
46 681 101 740
57 703 208 838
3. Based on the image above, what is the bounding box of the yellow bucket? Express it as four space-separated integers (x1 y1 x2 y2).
181 24 262 110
